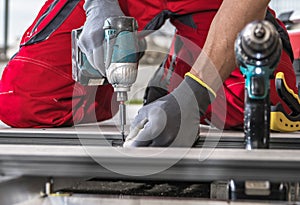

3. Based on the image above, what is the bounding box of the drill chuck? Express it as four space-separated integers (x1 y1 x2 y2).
235 20 282 149
235 20 282 69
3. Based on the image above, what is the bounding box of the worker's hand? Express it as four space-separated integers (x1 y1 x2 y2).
124 73 216 147
78 0 124 76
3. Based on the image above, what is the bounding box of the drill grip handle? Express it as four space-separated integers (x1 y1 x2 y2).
244 91 270 149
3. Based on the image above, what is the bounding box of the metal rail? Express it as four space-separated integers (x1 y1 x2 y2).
0 124 300 204
1 145 300 182
0 123 299 182
0 124 299 148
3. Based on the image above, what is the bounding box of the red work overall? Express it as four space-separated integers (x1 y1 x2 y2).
0 0 116 127
0 0 297 128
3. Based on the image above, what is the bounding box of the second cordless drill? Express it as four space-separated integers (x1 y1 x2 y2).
235 20 282 149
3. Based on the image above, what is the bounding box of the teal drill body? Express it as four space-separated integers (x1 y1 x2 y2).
239 64 275 100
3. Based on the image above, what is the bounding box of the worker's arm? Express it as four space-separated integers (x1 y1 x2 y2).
78 0 124 76
124 0 271 147
191 0 270 92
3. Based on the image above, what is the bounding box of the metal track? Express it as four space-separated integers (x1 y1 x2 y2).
197 126 300 149
0 123 123 146
0 124 299 148
0 123 300 182
1 145 300 182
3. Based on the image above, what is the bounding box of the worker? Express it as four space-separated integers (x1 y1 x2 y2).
0 0 297 146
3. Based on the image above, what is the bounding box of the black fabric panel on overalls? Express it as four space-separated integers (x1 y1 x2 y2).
265 10 294 62
143 11 198 105
143 35 184 105
29 0 60 37
144 10 177 31
24 0 80 46
175 14 197 29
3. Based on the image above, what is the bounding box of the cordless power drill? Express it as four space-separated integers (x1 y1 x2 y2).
72 16 139 140
235 20 282 149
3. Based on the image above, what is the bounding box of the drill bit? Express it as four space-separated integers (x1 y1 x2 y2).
119 100 126 141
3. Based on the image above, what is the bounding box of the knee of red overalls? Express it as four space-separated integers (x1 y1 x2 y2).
0 51 79 127
0 0 114 127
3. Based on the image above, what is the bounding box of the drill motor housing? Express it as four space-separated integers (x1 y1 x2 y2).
235 20 282 100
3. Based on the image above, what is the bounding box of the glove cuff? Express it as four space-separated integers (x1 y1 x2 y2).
185 72 216 97
184 72 216 115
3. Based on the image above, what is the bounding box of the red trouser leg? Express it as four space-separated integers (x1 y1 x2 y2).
0 0 116 127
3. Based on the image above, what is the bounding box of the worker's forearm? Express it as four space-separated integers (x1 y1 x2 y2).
190 0 270 92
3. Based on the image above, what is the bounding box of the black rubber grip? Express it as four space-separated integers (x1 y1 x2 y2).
244 90 270 149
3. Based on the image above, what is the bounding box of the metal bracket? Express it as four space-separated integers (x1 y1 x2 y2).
210 180 232 200
286 182 299 202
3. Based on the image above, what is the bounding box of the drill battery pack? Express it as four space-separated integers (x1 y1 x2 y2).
71 27 108 86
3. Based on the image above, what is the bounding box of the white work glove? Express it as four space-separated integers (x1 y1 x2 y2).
124 73 216 147
78 0 124 76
